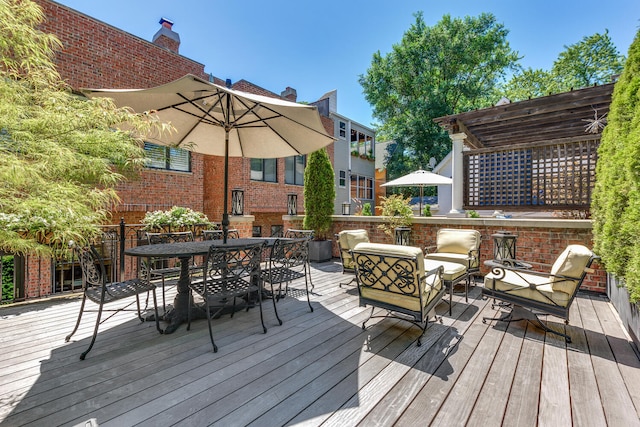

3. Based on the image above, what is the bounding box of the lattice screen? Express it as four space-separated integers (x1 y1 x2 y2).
464 138 599 210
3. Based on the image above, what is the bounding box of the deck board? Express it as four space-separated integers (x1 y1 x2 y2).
1 261 639 426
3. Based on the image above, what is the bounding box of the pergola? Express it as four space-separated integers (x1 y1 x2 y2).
434 83 614 214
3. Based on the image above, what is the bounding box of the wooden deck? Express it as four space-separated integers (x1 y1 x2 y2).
2 261 640 426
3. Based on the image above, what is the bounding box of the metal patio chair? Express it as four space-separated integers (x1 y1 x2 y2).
261 237 313 325
144 231 195 313
482 244 598 343
65 244 161 360
188 241 266 353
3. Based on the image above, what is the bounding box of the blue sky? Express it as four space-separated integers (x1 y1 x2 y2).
54 0 639 128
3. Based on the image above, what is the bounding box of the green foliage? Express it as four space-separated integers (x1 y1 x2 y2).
422 205 432 217
0 0 168 256
467 210 480 218
360 12 519 179
141 206 211 230
2 256 14 302
552 31 625 90
501 68 556 101
591 27 640 301
377 195 413 237
361 203 373 216
303 148 335 240
503 31 625 102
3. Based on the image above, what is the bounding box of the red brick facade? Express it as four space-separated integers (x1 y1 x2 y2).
34 0 333 233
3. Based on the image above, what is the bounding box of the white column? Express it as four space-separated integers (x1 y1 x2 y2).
449 132 467 216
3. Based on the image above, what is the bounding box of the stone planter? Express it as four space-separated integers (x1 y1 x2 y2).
308 240 333 262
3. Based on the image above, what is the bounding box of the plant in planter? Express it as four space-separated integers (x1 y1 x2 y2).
377 194 413 243
592 27 640 301
303 148 336 261
141 206 212 231
362 203 373 216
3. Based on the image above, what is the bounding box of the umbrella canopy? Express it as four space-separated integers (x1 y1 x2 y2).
85 74 335 241
381 170 452 216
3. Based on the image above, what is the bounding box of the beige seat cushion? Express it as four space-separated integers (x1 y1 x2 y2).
338 229 369 269
425 253 479 270
424 259 466 282
549 245 593 295
484 269 572 307
353 242 442 312
436 229 481 255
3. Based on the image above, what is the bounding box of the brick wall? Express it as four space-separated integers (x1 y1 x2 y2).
24 257 52 299
285 216 607 293
35 0 209 89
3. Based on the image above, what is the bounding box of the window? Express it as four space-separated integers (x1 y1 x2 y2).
144 142 191 172
339 121 346 139
285 155 305 185
339 170 346 187
350 174 374 200
350 130 374 159
250 158 277 182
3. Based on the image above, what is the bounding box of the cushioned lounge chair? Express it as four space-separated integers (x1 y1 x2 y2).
425 228 481 303
352 242 445 346
482 244 598 342
336 229 370 288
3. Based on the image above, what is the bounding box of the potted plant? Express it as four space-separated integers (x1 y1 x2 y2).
303 148 336 262
377 194 413 245
141 206 212 232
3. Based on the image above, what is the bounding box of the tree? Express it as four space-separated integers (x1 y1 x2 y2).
501 67 556 101
303 148 335 240
552 30 625 90
503 31 625 102
359 12 519 179
591 28 640 301
0 0 166 256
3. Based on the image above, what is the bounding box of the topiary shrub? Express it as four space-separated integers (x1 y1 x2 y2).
592 27 640 301
303 148 336 240
362 203 373 216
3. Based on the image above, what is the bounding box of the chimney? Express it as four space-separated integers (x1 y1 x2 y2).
281 87 297 102
152 17 180 53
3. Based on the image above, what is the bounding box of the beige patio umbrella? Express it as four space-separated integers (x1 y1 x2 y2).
381 169 452 216
84 74 335 242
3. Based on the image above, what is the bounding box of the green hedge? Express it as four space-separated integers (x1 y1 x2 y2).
592 28 640 301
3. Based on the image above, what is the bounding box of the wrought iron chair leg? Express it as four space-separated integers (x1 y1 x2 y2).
483 305 572 343
304 274 313 312
65 295 87 343
257 291 267 334
339 276 356 288
269 282 283 325
362 306 376 330
80 301 104 360
204 298 218 353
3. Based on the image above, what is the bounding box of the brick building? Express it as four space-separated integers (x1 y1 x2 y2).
34 0 334 236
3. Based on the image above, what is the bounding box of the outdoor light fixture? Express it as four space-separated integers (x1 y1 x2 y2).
231 189 244 216
287 193 298 216
342 201 351 215
395 227 411 246
492 231 517 261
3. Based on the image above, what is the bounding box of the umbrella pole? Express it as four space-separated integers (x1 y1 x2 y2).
222 128 230 244
419 186 423 216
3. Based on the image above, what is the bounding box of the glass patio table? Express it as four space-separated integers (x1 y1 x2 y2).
125 238 267 334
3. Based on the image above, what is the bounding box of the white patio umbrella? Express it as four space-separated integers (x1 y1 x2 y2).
381 169 452 216
85 74 335 242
